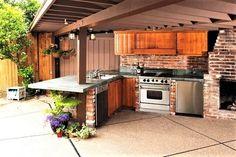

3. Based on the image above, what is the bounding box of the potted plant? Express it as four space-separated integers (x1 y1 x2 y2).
61 49 75 59
65 122 80 138
43 44 63 58
45 91 81 133
56 125 66 138
76 123 96 139
46 113 70 133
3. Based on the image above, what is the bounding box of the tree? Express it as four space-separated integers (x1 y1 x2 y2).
0 0 40 89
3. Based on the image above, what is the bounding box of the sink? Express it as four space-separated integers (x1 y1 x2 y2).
100 75 117 80
86 75 117 83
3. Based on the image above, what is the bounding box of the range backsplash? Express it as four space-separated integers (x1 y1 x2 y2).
120 55 208 71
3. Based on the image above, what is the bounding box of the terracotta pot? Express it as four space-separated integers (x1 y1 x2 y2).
52 53 62 58
62 54 70 59
57 131 63 138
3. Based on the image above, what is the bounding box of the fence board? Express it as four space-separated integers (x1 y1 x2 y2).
0 59 18 91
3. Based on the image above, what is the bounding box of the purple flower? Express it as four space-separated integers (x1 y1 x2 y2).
50 119 62 128
57 113 70 122
46 113 70 129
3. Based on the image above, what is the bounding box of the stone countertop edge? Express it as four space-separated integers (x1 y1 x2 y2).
28 74 203 93
170 77 204 82
28 75 123 93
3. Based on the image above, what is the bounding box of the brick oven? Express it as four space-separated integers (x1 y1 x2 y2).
204 29 236 119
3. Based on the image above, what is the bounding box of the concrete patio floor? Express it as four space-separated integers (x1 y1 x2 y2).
0 98 235 157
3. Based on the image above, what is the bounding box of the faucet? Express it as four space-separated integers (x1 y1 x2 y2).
93 69 102 78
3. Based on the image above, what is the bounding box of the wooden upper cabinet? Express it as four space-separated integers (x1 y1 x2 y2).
177 31 208 56
114 31 208 56
114 31 177 55
134 32 177 55
114 32 135 55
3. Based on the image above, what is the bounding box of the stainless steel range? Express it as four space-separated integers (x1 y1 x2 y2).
139 69 172 113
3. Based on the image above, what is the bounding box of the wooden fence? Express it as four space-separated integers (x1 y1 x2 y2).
0 59 18 92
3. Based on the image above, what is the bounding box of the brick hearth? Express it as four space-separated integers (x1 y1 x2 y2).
204 29 236 119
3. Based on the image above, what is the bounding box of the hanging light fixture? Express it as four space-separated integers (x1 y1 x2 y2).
90 33 96 40
68 32 75 40
64 19 68 25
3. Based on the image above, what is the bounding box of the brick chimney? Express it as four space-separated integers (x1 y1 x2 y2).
204 29 236 119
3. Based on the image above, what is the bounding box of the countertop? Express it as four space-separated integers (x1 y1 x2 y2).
28 75 122 93
28 73 203 93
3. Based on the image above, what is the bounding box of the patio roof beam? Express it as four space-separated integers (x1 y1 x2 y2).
55 0 184 36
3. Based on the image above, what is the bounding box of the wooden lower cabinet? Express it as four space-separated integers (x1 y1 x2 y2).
122 78 136 108
108 79 122 117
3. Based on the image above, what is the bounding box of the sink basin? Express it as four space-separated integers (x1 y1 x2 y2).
100 75 117 80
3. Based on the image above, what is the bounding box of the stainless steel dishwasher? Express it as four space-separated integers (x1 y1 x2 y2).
176 81 203 116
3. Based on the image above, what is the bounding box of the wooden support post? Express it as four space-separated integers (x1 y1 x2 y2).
77 27 87 84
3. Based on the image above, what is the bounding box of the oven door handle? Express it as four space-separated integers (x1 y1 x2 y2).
140 85 169 90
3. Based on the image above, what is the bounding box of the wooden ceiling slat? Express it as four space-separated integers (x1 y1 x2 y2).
45 13 84 19
52 3 102 11
42 16 78 21
47 10 88 17
179 0 236 15
131 14 193 25
50 5 96 14
55 0 106 10
112 20 180 27
160 4 232 21
143 10 212 23
72 0 118 6
55 0 185 35
49 9 91 16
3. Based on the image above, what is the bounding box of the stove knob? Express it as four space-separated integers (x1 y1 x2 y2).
161 80 164 83
147 79 150 82
143 79 146 82
165 80 168 84
152 79 154 82
156 80 158 82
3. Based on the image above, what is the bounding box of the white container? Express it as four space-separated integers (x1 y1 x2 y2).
7 87 26 101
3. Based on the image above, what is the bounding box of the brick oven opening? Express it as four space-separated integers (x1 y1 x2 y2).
220 80 236 111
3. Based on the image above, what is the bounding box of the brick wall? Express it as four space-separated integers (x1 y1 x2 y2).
204 29 236 119
86 89 96 127
121 55 208 71
170 80 176 115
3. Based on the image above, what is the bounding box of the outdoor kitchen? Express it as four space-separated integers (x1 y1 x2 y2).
1 0 236 156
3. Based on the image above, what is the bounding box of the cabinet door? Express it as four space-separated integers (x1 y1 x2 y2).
108 80 122 116
114 32 135 55
122 78 136 108
177 31 208 56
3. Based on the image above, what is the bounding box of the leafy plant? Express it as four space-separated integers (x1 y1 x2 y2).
18 65 34 88
0 0 40 88
45 91 81 116
43 43 75 58
43 44 63 55
65 122 80 138
56 124 66 134
76 124 96 139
